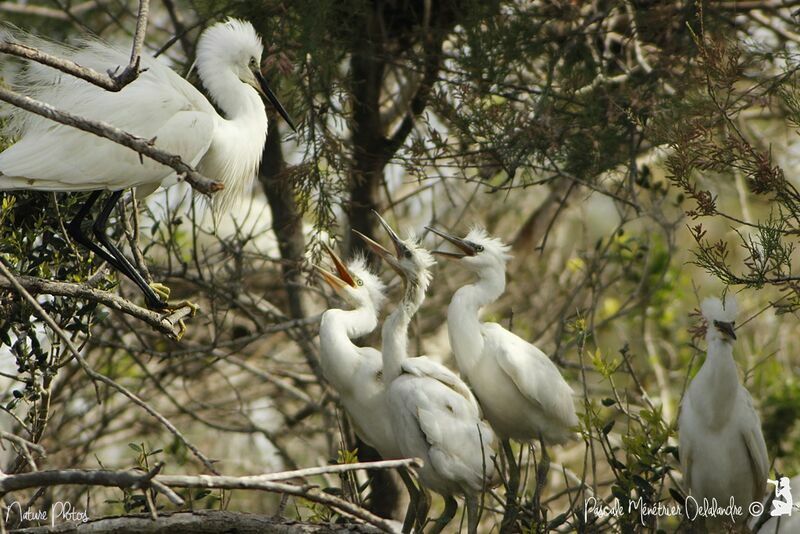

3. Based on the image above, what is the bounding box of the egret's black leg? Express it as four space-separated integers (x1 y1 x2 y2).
91 190 167 310
398 467 421 533
500 439 520 532
428 495 457 534
67 191 124 270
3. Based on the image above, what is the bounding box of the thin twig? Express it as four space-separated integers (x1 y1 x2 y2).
0 260 218 474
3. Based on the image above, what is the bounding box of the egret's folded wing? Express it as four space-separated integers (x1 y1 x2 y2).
401 356 480 413
414 382 497 493
677 400 693 492
739 388 769 499
484 322 577 428
0 110 214 191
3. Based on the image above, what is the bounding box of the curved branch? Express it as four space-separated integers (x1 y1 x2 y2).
0 86 222 196
0 274 191 340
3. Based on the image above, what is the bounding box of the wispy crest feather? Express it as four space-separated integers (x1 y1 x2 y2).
347 254 387 310
465 226 512 262
701 295 738 323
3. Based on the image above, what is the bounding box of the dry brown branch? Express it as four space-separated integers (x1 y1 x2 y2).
155 475 399 532
0 86 223 196
1 0 148 89
111 0 150 87
0 40 123 91
0 274 191 340
174 458 422 483
0 464 184 505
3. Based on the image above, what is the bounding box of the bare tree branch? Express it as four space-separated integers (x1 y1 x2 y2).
0 464 184 505
0 86 223 195
0 274 192 340
107 0 150 87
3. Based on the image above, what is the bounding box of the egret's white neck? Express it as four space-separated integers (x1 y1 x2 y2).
319 305 378 386
693 337 739 427
382 275 427 383
208 71 266 120
448 264 506 373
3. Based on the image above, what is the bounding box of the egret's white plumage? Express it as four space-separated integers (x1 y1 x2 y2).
678 295 769 518
428 227 578 444
361 218 496 532
0 18 281 210
315 249 402 460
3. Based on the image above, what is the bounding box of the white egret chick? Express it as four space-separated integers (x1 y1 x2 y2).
425 226 578 444
0 19 295 308
426 225 578 528
314 244 401 461
360 214 497 534
678 295 769 523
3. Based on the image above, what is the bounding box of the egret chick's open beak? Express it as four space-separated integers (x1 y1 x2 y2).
314 264 348 292
425 225 478 258
372 210 405 257
353 230 404 277
315 243 356 296
252 67 297 133
713 320 737 340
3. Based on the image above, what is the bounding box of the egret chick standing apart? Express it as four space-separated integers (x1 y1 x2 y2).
426 226 578 528
0 19 295 309
315 244 401 461
360 214 497 534
678 296 768 523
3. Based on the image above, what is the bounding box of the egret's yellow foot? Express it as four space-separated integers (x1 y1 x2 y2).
160 301 199 341
149 282 171 301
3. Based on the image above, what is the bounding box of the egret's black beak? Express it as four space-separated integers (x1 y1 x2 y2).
713 320 737 340
353 230 404 277
373 210 405 258
254 69 297 133
425 225 477 258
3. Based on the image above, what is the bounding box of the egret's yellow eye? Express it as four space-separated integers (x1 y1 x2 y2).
356 279 364 286
475 245 484 252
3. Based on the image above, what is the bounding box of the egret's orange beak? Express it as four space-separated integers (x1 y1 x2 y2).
315 243 356 291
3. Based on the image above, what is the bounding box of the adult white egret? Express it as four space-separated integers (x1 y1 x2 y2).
360 214 497 534
678 296 769 523
314 244 402 461
425 225 579 528
0 19 295 308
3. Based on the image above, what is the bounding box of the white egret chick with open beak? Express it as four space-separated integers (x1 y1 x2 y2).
426 225 579 528
315 244 402 461
678 295 769 523
359 213 497 534
0 19 296 308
